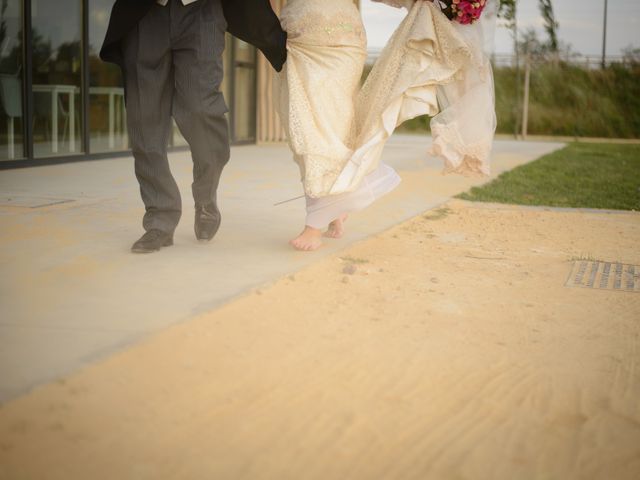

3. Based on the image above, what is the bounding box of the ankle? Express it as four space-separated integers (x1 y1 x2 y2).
304 226 322 234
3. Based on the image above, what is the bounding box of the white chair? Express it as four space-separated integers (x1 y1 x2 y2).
59 92 80 151
0 73 23 160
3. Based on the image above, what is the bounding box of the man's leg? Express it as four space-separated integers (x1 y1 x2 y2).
171 0 230 222
122 4 181 236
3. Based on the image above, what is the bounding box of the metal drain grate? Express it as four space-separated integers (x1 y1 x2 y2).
566 261 640 292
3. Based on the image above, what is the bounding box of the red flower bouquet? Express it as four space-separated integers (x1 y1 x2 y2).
437 0 487 25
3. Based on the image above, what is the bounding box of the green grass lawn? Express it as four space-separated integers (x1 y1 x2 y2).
456 143 640 211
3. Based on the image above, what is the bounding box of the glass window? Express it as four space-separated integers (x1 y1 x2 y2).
89 0 127 153
31 0 83 157
234 37 255 64
220 32 232 110
0 0 24 161
233 39 256 142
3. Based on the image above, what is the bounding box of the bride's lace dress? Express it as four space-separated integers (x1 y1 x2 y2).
276 0 496 228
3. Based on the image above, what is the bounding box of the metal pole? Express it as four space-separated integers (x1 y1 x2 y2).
513 15 521 139
24 0 34 160
601 0 608 69
522 54 531 140
82 0 90 154
229 36 237 143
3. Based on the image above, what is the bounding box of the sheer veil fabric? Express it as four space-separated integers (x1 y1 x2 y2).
276 0 496 229
429 0 497 176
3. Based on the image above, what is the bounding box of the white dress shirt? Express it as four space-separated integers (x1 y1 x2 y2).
156 0 200 6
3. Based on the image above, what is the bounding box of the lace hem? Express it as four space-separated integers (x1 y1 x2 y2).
430 123 491 177
329 1 474 194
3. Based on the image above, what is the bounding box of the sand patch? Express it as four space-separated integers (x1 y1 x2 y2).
0 200 639 480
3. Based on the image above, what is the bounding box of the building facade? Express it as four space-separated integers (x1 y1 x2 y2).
0 0 359 168
0 0 265 168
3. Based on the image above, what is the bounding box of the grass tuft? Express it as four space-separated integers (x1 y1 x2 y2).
340 256 369 265
568 254 606 263
423 207 452 220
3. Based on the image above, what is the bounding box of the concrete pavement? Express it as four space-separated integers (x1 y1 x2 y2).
0 135 563 402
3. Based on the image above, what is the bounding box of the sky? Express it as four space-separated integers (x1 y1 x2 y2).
362 0 640 56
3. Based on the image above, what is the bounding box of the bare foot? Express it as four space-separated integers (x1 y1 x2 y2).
324 214 348 239
290 226 323 251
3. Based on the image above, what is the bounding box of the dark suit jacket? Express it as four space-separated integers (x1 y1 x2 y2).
100 0 287 72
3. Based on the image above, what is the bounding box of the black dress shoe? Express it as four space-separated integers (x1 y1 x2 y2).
131 229 174 254
195 204 221 241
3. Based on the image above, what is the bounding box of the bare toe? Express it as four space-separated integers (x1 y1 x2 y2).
324 214 348 239
290 226 323 251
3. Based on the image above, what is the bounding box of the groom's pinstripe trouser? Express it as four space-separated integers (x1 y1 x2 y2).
122 0 229 234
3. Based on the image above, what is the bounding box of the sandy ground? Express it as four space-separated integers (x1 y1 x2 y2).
1 200 639 480
0 138 562 403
